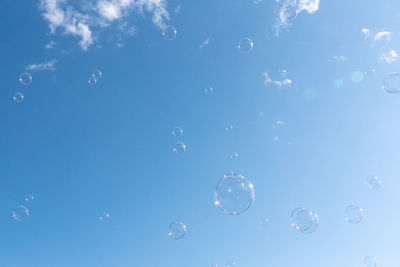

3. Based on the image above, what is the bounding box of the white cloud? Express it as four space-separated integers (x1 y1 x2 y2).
380 50 398 63
45 40 57 49
26 60 57 71
361 28 371 37
199 38 210 49
297 0 320 13
39 0 169 50
332 55 347 62
362 28 392 43
263 71 292 87
374 31 391 41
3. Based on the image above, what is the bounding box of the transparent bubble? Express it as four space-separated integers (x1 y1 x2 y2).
25 194 34 202
173 142 186 154
99 212 110 222
382 72 400 94
260 217 269 225
365 175 381 190
276 0 296 7
225 125 234 132
214 172 255 215
238 38 254 53
12 206 29 221
162 25 177 40
365 67 376 76
345 205 363 224
273 136 279 142
227 260 237 267
290 208 319 233
168 221 187 240
19 73 32 86
172 127 183 138
92 69 102 80
205 87 214 94
88 76 97 86
364 256 377 267
229 152 239 159
13 92 24 103
351 71 365 83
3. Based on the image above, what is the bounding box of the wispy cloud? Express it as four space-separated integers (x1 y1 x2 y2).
45 40 57 49
263 70 292 87
199 38 210 49
39 0 169 50
362 28 392 43
380 50 398 63
26 60 57 71
332 55 347 62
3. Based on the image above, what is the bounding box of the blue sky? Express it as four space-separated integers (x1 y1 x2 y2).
1 0 400 266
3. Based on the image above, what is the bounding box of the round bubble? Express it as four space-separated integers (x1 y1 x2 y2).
276 0 296 7
260 217 269 225
19 73 32 86
290 208 319 233
173 142 186 154
345 205 363 224
162 25 177 40
364 256 377 267
172 127 183 138
88 76 97 86
365 67 376 76
25 194 34 202
205 87 214 94
214 172 255 215
13 92 24 103
229 152 239 159
351 71 365 83
365 175 381 190
382 72 400 94
99 212 110 222
92 69 102 80
12 206 29 221
168 221 187 240
225 125 234 132
238 38 254 53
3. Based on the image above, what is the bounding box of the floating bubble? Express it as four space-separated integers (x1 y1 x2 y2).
364 256 377 267
227 260 237 267
214 172 254 215
205 87 214 94
168 221 187 240
382 72 400 94
365 175 381 190
345 205 363 224
12 206 29 221
92 69 102 80
225 125 234 132
13 92 24 103
99 212 110 222
273 136 279 142
88 76 97 86
290 208 319 233
173 142 186 154
229 152 239 159
162 25 177 40
260 217 269 225
238 38 254 53
25 194 34 202
172 127 183 138
365 67 376 76
19 73 32 85
276 0 296 7
351 71 365 83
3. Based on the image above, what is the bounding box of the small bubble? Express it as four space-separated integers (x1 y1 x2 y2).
19 73 32 86
99 212 110 222
382 72 400 94
92 69 102 80
162 25 177 40
13 92 24 103
168 221 187 240
172 127 183 138
225 125 234 132
229 152 239 159
345 205 363 224
25 194 34 202
88 76 97 86
205 87 214 94
364 256 377 267
260 217 269 225
173 142 186 154
365 175 381 190
12 206 29 221
238 38 254 53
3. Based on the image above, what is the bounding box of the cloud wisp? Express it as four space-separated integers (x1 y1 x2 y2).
263 70 293 87
26 60 57 71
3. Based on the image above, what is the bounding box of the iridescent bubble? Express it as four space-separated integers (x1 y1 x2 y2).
172 127 183 138
12 206 29 221
365 175 381 190
205 87 214 94
19 73 32 86
173 142 186 154
92 69 102 80
382 72 400 94
290 208 319 233
88 76 97 86
162 25 177 40
168 221 187 240
351 71 365 83
25 194 34 202
345 205 363 224
229 152 239 159
99 212 110 222
214 172 255 215
276 0 296 7
238 38 254 53
364 256 377 267
13 92 24 103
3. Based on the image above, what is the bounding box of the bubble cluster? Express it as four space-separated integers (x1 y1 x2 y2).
382 72 400 94
214 172 254 215
88 69 102 86
168 221 187 240
19 73 32 86
12 206 29 221
364 256 377 267
173 142 186 154
162 25 177 40
290 208 319 233
365 175 381 190
345 205 363 224
238 38 254 53
13 92 24 103
172 127 183 138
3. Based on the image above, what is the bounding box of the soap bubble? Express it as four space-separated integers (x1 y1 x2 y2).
13 92 24 103
345 205 363 224
19 73 32 85
225 125 234 132
172 127 183 138
173 142 186 154
12 206 29 221
383 72 400 94
351 71 365 83
365 67 376 76
214 172 254 215
229 152 239 159
92 69 102 80
25 194 34 202
260 217 269 225
162 25 177 40
365 175 381 190
364 256 377 267
227 260 237 267
168 221 187 240
290 208 319 233
88 76 97 86
238 38 254 53
99 212 110 222
205 87 214 94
